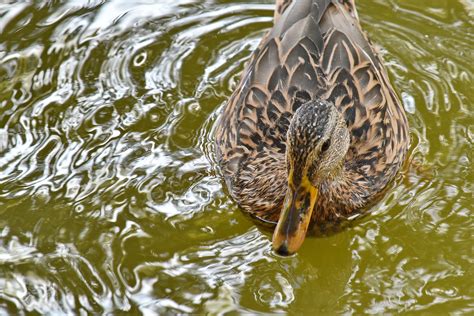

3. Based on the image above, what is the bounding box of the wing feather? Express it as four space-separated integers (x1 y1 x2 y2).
216 0 409 211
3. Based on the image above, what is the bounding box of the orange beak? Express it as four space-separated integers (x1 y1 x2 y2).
272 174 318 256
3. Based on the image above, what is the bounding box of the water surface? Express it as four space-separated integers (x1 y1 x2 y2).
0 0 473 314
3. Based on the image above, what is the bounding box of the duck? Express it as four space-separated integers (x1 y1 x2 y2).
215 0 410 256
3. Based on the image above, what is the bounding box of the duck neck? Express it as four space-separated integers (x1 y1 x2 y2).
317 161 374 220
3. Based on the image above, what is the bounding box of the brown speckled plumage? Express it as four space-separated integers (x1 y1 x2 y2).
215 0 410 231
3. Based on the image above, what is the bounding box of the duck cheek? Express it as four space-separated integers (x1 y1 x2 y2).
307 163 320 186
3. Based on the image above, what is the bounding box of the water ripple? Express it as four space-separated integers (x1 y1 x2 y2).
0 0 472 314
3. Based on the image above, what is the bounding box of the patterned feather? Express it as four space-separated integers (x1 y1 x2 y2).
215 0 409 228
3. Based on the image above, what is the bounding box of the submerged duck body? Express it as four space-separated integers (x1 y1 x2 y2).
215 0 409 255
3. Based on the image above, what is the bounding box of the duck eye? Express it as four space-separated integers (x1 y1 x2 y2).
321 139 331 152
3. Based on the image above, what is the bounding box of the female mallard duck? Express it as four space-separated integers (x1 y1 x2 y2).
215 0 409 255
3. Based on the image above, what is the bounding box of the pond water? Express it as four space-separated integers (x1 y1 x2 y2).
0 0 472 314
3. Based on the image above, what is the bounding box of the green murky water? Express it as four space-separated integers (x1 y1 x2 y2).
0 0 472 314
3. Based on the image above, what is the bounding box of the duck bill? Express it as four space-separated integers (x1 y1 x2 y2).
272 179 318 256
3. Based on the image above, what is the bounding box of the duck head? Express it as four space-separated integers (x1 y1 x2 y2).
272 100 351 256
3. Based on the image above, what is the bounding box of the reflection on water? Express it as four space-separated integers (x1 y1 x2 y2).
0 0 472 314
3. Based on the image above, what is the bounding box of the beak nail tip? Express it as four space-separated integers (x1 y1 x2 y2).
274 243 292 256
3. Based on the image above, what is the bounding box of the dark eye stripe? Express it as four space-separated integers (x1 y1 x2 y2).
321 139 331 152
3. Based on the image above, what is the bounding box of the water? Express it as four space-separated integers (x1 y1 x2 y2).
0 0 472 314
